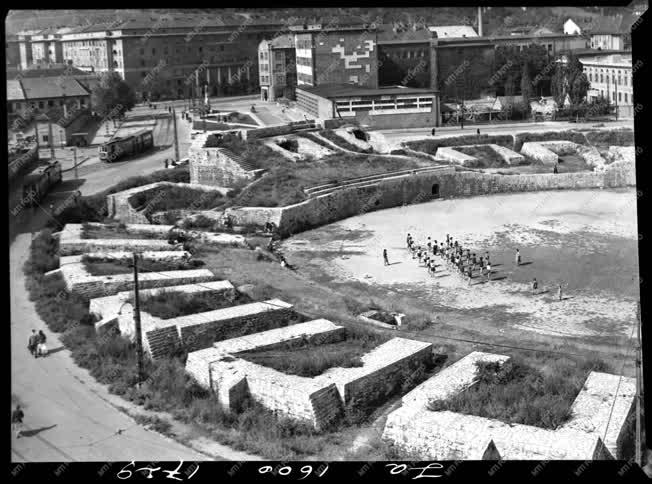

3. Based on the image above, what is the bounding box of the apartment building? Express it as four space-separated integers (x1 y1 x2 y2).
581 53 635 115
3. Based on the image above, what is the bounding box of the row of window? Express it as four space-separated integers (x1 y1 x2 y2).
10 97 86 112
384 49 427 60
595 90 630 103
296 93 319 117
296 56 312 67
585 67 632 87
297 72 313 84
295 39 312 50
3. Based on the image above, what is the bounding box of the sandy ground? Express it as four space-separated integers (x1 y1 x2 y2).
282 189 639 340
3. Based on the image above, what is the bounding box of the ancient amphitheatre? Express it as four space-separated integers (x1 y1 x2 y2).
24 123 639 460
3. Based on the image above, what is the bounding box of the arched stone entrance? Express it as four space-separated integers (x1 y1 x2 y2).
432 183 440 198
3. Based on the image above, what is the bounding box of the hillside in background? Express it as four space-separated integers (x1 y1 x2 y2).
6 5 643 35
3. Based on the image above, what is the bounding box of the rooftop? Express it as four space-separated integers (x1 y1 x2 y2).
298 84 436 99
428 25 478 39
579 53 632 65
20 76 90 100
377 23 432 43
7 79 25 101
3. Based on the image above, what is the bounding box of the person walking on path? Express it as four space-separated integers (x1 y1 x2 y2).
515 249 521 266
383 249 390 266
28 330 38 358
558 283 563 301
431 127 436 136
486 262 492 281
532 278 538 294
37 330 47 357
553 163 559 174
12 405 24 439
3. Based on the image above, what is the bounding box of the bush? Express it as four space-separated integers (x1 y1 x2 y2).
276 138 299 153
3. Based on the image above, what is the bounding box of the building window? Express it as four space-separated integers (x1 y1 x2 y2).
220 46 225 51
38 101 44 109
625 93 628 103
618 92 622 102
48 100 54 107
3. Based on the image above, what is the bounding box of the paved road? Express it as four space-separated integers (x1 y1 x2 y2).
62 109 193 196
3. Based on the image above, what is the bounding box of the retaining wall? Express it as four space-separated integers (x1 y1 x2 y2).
106 181 229 224
435 147 478 166
59 254 216 299
186 333 432 430
520 142 558 164
227 159 634 236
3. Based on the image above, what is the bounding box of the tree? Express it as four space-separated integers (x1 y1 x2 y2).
551 54 590 108
91 72 136 118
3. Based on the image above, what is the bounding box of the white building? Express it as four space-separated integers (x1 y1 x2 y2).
563 19 582 35
580 53 635 116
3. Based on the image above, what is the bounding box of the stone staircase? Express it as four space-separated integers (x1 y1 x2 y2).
145 325 182 361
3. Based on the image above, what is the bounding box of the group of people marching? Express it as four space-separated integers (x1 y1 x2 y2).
405 233 493 285
400 233 565 300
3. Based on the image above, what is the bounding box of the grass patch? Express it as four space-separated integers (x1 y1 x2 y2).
204 134 286 171
128 186 227 215
319 129 372 153
137 289 253 319
233 153 422 208
82 255 204 276
455 145 508 168
239 326 387 378
238 340 370 377
406 134 514 156
427 357 611 429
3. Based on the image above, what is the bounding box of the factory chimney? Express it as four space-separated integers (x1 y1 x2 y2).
477 6 483 37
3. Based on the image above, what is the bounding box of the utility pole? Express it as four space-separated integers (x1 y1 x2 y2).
132 252 145 388
72 146 78 179
48 118 55 160
636 301 643 466
615 75 619 121
172 107 180 162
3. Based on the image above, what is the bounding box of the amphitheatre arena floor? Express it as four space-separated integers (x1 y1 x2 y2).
282 188 639 344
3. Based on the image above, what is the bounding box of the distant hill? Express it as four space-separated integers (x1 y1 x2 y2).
5 6 639 36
